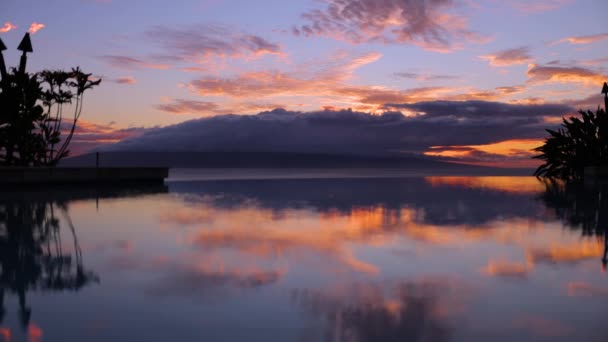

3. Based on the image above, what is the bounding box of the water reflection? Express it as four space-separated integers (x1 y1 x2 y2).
292 280 461 342
538 180 608 268
0 184 167 333
1 177 607 341
0 198 97 329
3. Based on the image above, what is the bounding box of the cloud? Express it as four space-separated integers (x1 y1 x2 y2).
554 33 608 45
65 120 155 156
112 76 137 84
293 0 487 51
145 24 284 63
156 99 284 116
425 139 544 168
99 55 170 70
104 100 572 160
394 72 458 81
186 51 382 99
0 22 16 33
28 22 45 34
182 51 537 113
480 47 533 67
527 64 607 85
387 100 571 119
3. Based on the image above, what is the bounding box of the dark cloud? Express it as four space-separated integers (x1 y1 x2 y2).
388 100 571 119
293 0 485 51
104 101 572 156
66 120 155 156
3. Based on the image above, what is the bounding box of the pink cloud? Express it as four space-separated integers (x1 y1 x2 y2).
99 56 170 70
480 47 533 67
157 99 284 116
145 25 284 63
64 120 155 155
294 0 487 52
0 22 17 33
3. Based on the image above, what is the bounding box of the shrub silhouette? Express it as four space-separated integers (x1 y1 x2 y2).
533 106 608 180
0 34 100 166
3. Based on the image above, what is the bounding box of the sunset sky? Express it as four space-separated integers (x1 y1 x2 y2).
1 0 607 167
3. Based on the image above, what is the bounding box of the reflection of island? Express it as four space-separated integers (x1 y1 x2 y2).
0 197 98 329
538 180 608 268
168 177 545 227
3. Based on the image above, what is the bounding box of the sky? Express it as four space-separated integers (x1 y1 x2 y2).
1 0 607 167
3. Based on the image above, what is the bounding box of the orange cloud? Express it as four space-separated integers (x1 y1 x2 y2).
527 64 607 85
480 47 533 67
28 22 45 34
554 33 608 45
424 139 544 168
0 22 16 33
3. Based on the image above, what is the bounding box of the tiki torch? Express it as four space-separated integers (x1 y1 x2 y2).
17 33 33 75
0 37 7 79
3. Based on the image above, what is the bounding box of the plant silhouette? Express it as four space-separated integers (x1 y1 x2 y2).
533 83 608 180
0 197 98 329
0 33 101 166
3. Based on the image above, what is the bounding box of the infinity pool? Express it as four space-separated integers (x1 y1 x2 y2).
0 175 606 341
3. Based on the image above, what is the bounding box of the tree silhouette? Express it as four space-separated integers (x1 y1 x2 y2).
533 107 608 180
0 33 101 166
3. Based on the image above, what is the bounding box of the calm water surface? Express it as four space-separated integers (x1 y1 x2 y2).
0 174 607 341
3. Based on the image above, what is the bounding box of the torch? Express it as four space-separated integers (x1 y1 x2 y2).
17 33 33 75
0 37 7 79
